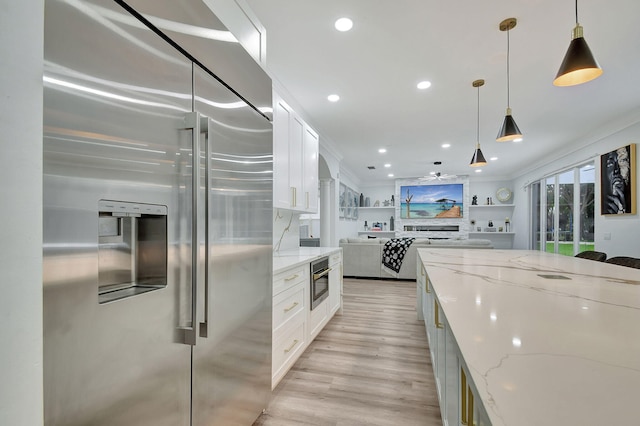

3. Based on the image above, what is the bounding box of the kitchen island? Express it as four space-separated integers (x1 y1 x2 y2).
417 248 640 426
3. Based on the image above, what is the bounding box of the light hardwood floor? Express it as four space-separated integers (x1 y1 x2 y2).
253 278 442 426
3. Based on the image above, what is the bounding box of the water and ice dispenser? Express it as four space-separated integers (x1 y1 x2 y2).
98 200 168 304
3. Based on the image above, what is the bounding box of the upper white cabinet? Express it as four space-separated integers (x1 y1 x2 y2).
303 125 319 212
273 92 319 213
273 94 292 209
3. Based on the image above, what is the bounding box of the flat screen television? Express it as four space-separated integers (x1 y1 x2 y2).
400 184 463 219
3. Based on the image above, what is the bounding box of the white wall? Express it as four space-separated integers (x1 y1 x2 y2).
511 115 640 256
468 179 515 207
0 1 44 425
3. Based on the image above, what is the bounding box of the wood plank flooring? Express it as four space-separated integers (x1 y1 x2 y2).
253 278 442 426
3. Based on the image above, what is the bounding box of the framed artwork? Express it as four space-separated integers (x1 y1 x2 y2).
338 183 360 220
345 187 354 219
600 144 636 215
339 183 346 219
399 183 464 219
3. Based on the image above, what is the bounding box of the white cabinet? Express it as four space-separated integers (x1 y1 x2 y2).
272 251 343 389
469 204 515 249
308 297 328 340
289 114 304 210
303 126 319 212
273 94 292 209
272 92 319 213
328 251 342 316
272 264 308 388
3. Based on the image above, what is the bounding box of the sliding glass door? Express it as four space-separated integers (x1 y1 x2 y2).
531 163 595 255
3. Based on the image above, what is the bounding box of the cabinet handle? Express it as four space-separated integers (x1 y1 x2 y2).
284 339 299 353
306 191 309 209
283 301 299 313
425 278 431 294
461 367 468 425
468 386 475 426
284 274 300 282
290 186 297 207
434 300 444 329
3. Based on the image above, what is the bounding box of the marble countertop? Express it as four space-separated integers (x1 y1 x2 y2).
417 248 640 426
273 247 341 274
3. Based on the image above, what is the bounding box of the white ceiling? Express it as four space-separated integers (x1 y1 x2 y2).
243 0 640 185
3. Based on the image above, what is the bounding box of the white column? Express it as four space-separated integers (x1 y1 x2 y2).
0 1 44 425
320 179 332 246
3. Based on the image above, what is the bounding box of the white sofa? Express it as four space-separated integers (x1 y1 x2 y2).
339 237 493 280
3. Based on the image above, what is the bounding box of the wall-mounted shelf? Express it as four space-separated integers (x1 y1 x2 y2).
359 206 395 210
469 203 515 249
469 204 515 208
469 232 515 235
358 231 396 237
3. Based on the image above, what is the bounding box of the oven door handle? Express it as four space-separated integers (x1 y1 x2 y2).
313 268 332 280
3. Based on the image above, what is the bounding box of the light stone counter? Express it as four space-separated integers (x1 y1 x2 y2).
417 248 640 426
273 247 341 274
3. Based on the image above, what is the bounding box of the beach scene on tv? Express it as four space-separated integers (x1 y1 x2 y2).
400 184 464 219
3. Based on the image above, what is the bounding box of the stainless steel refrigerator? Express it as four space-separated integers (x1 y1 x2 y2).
42 1 273 425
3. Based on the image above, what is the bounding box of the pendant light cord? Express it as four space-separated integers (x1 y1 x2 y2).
506 29 510 109
476 85 480 143
575 0 579 24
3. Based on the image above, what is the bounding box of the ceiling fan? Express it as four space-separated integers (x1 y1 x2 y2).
418 171 458 182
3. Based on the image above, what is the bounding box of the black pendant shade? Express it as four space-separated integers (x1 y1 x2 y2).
553 25 602 86
496 18 523 142
470 143 487 167
496 108 523 142
469 79 487 168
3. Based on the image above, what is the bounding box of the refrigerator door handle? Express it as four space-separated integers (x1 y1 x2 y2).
199 116 211 338
179 111 201 346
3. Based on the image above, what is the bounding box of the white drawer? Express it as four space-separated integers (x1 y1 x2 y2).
272 318 306 381
273 282 305 331
273 265 308 296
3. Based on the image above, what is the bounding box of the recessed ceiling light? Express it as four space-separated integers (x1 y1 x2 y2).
475 169 482 173
513 137 523 142
490 157 498 161
384 163 391 168
388 173 394 177
378 148 387 153
327 94 340 102
334 17 353 32
417 81 432 90
441 143 451 148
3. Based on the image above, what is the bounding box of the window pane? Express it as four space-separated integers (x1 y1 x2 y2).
531 182 541 250
558 170 574 256
545 177 555 253
579 164 595 251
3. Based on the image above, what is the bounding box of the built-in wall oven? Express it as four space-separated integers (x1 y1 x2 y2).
311 257 330 310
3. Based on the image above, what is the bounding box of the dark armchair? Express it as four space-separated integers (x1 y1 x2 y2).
574 251 607 262
604 256 640 269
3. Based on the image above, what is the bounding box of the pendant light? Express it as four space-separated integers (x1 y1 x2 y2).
470 79 487 167
553 0 602 86
496 18 523 142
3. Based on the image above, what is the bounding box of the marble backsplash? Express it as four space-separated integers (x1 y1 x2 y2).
273 208 300 252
